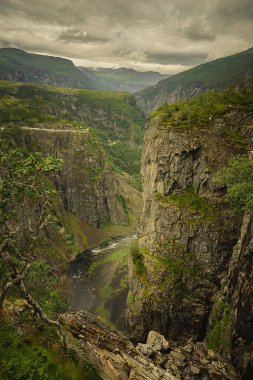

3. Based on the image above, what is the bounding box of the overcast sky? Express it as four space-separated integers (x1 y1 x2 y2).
0 0 252 74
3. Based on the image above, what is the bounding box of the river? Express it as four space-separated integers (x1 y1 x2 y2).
65 234 136 330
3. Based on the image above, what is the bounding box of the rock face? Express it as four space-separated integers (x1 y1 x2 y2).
18 125 128 227
128 112 253 345
60 310 238 380
229 214 253 377
206 212 253 379
135 82 204 115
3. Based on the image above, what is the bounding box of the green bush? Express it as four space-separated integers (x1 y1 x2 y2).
156 187 212 216
0 326 69 380
151 82 253 129
0 326 102 380
213 155 253 212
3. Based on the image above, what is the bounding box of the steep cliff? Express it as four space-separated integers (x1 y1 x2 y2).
128 87 253 347
17 124 128 227
206 212 253 379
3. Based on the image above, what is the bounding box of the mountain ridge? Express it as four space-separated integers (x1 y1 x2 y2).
136 47 253 113
0 48 169 93
0 47 101 89
79 66 170 93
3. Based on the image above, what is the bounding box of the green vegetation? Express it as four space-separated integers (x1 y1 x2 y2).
139 46 253 113
128 290 135 304
129 241 147 279
206 301 231 354
106 140 142 176
0 145 66 316
0 80 145 177
117 195 130 222
0 144 103 378
0 95 67 124
0 146 61 227
156 187 214 220
89 246 128 273
0 48 169 93
149 254 199 276
0 48 98 90
100 220 131 233
214 155 253 213
79 67 169 92
64 212 89 252
145 242 200 280
151 83 253 128
26 260 65 315
129 241 197 284
0 325 101 380
129 239 202 303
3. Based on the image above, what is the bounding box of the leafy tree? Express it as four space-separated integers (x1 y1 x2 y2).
213 155 253 213
0 143 62 327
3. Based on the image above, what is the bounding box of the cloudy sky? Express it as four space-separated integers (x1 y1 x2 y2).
0 0 252 74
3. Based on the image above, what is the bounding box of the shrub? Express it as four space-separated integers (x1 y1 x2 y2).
152 82 253 129
0 325 102 380
213 155 253 213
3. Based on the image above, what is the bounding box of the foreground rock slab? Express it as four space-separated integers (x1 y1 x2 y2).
60 311 238 380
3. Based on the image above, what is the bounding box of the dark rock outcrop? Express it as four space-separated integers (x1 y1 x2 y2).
206 213 253 379
60 310 238 380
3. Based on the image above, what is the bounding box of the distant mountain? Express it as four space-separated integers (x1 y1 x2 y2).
0 48 169 93
136 47 253 113
0 48 102 90
79 67 170 93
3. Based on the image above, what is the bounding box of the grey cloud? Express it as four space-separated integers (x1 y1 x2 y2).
213 0 253 20
58 28 109 44
145 51 208 66
183 24 215 41
0 40 11 48
0 0 159 27
0 0 252 73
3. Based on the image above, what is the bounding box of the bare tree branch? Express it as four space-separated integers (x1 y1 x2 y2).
0 250 60 327
18 280 60 327
0 262 31 308
0 238 8 254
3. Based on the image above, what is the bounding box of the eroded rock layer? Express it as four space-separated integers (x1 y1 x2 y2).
60 310 237 380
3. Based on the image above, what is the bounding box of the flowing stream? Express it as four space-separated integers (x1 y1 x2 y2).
65 233 136 330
